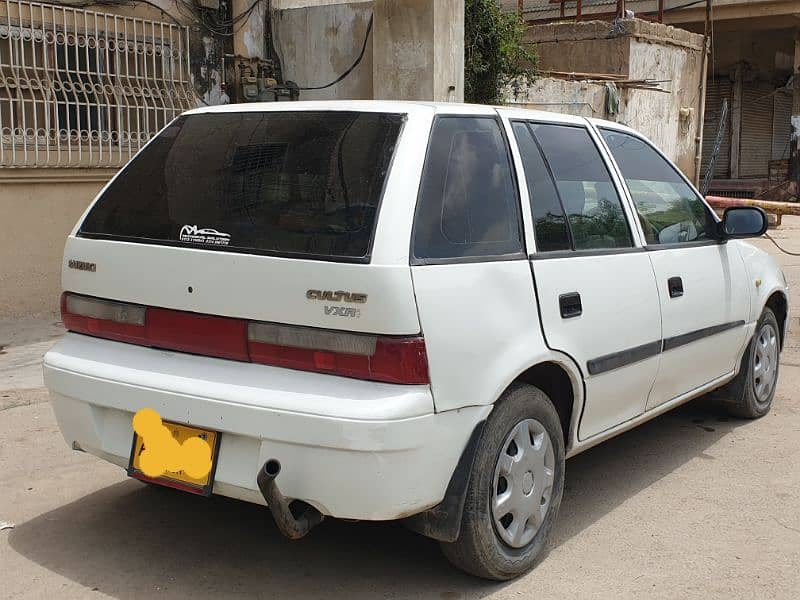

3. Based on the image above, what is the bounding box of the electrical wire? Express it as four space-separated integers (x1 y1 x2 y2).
298 14 373 91
765 233 800 257
74 0 184 24
175 0 263 37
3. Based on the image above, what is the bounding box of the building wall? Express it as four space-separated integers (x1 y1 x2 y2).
520 19 705 181
507 79 609 118
0 171 110 318
273 1 374 100
626 37 704 178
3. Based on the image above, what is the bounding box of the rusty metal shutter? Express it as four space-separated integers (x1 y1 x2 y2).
739 83 774 178
772 90 792 161
701 79 732 179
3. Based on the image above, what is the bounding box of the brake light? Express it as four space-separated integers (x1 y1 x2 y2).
60 293 430 385
247 322 429 384
61 293 147 345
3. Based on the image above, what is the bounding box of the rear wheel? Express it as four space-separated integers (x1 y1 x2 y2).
721 308 780 419
440 383 565 580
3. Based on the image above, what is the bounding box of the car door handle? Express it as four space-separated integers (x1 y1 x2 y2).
559 292 582 319
668 277 684 298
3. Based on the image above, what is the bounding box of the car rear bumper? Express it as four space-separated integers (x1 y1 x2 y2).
43 334 489 520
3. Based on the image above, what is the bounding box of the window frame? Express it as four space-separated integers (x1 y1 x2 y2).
508 118 640 259
409 114 527 266
596 124 724 251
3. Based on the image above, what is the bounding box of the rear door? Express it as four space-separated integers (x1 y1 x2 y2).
509 117 662 440
63 106 430 337
409 111 544 413
598 127 749 408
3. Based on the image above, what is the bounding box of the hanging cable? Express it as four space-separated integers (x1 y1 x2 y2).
297 14 373 91
764 233 800 257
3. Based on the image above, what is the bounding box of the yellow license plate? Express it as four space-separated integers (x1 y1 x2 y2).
127 420 221 496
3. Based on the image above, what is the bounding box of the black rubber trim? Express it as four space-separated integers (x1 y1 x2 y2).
402 420 485 542
411 252 526 266
644 239 726 251
529 247 645 260
586 320 746 376
662 320 745 352
586 340 662 376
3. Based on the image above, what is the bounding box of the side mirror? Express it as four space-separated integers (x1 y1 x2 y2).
721 207 768 239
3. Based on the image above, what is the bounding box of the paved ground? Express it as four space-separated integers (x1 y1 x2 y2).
2 225 800 599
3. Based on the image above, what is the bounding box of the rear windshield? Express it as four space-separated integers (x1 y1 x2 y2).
79 111 404 261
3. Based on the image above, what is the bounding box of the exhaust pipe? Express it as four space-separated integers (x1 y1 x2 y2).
257 459 324 540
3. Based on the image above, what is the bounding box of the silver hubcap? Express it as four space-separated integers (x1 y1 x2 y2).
491 419 555 549
753 322 779 404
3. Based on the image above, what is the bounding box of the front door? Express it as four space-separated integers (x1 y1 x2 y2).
599 128 750 409
510 119 662 440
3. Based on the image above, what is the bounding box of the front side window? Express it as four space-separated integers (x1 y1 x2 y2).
601 129 717 245
519 123 633 251
412 116 523 261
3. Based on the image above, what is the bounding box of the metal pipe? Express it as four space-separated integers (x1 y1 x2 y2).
694 35 710 188
706 196 800 228
256 459 324 540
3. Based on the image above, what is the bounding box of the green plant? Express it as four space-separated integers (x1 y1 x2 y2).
464 0 538 105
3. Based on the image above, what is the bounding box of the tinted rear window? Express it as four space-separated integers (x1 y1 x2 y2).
79 111 404 261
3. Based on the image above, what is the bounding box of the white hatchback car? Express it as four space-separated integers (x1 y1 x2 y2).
44 101 788 580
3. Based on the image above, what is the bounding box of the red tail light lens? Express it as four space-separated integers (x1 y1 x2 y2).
61 293 147 345
60 292 430 385
247 322 429 384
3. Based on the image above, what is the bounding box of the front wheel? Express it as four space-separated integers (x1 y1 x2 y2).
440 384 565 580
722 307 781 419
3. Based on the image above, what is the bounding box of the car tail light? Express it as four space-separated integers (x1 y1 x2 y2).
247 322 429 384
60 292 430 385
61 293 147 345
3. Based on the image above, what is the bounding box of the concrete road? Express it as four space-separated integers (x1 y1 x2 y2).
2 227 800 599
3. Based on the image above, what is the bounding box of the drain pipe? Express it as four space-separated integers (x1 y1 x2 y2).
257 459 324 540
694 35 710 188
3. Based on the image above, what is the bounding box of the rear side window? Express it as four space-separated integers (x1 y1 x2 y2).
79 111 404 261
528 123 632 251
511 122 571 252
412 116 523 262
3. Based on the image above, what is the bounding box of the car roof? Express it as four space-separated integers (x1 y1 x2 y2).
184 100 586 124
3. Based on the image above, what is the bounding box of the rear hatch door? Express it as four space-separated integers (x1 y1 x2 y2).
63 106 425 336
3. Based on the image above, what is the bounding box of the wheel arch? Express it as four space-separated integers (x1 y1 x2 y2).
764 290 789 349
500 355 584 454
404 355 584 543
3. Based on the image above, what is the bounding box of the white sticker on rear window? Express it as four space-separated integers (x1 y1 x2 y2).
179 225 231 246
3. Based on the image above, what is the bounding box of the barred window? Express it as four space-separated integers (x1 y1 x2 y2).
0 0 195 168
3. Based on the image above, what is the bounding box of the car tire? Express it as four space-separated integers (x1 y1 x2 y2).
721 308 780 419
440 383 565 581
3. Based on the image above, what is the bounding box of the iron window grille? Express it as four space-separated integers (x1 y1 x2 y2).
0 0 195 168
